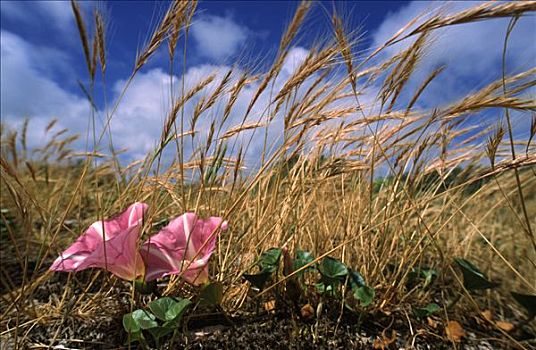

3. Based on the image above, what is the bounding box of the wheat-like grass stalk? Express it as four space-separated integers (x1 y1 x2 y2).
95 10 106 75
71 0 94 80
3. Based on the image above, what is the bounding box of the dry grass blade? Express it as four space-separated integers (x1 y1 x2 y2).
161 74 215 144
95 10 106 74
380 32 428 112
243 1 312 119
486 124 505 169
167 1 192 59
135 0 191 72
410 2 536 35
274 46 338 102
221 122 267 139
280 1 312 52
71 0 94 79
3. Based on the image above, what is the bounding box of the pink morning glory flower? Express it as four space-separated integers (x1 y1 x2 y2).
50 202 148 281
141 213 227 285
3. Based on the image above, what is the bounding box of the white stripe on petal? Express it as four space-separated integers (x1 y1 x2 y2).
91 221 109 240
183 214 191 239
183 215 196 259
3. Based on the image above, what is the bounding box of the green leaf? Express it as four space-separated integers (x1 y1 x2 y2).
135 309 158 329
123 312 141 333
318 257 348 284
200 281 224 306
123 309 158 332
454 258 499 291
165 298 192 323
148 297 178 321
511 292 536 317
293 250 314 273
243 248 283 290
349 269 375 306
353 285 375 307
243 271 273 291
259 248 282 271
413 303 441 318
348 269 366 289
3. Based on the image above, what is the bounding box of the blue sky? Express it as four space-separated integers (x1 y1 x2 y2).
1 1 534 164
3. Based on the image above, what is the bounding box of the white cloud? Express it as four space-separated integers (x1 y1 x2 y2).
0 1 85 36
35 1 74 28
1 30 88 149
108 69 175 159
191 15 249 61
281 47 309 76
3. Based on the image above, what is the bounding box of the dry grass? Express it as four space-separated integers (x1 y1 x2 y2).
1 1 535 348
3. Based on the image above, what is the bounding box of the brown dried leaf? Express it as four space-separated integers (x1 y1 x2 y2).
373 329 396 349
496 321 514 332
445 320 466 342
300 304 315 319
481 309 493 322
264 300 276 312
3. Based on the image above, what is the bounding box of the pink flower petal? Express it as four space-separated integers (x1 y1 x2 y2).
141 213 227 285
50 202 148 280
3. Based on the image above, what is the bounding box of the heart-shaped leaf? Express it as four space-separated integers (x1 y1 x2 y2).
413 303 441 318
348 269 366 289
123 313 141 333
511 292 536 317
318 257 348 284
259 248 282 271
349 269 374 306
123 309 158 332
293 250 314 273
353 285 375 307
148 297 178 321
243 270 273 291
244 248 283 290
165 298 192 324
454 258 499 291
407 267 437 289
200 281 224 306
